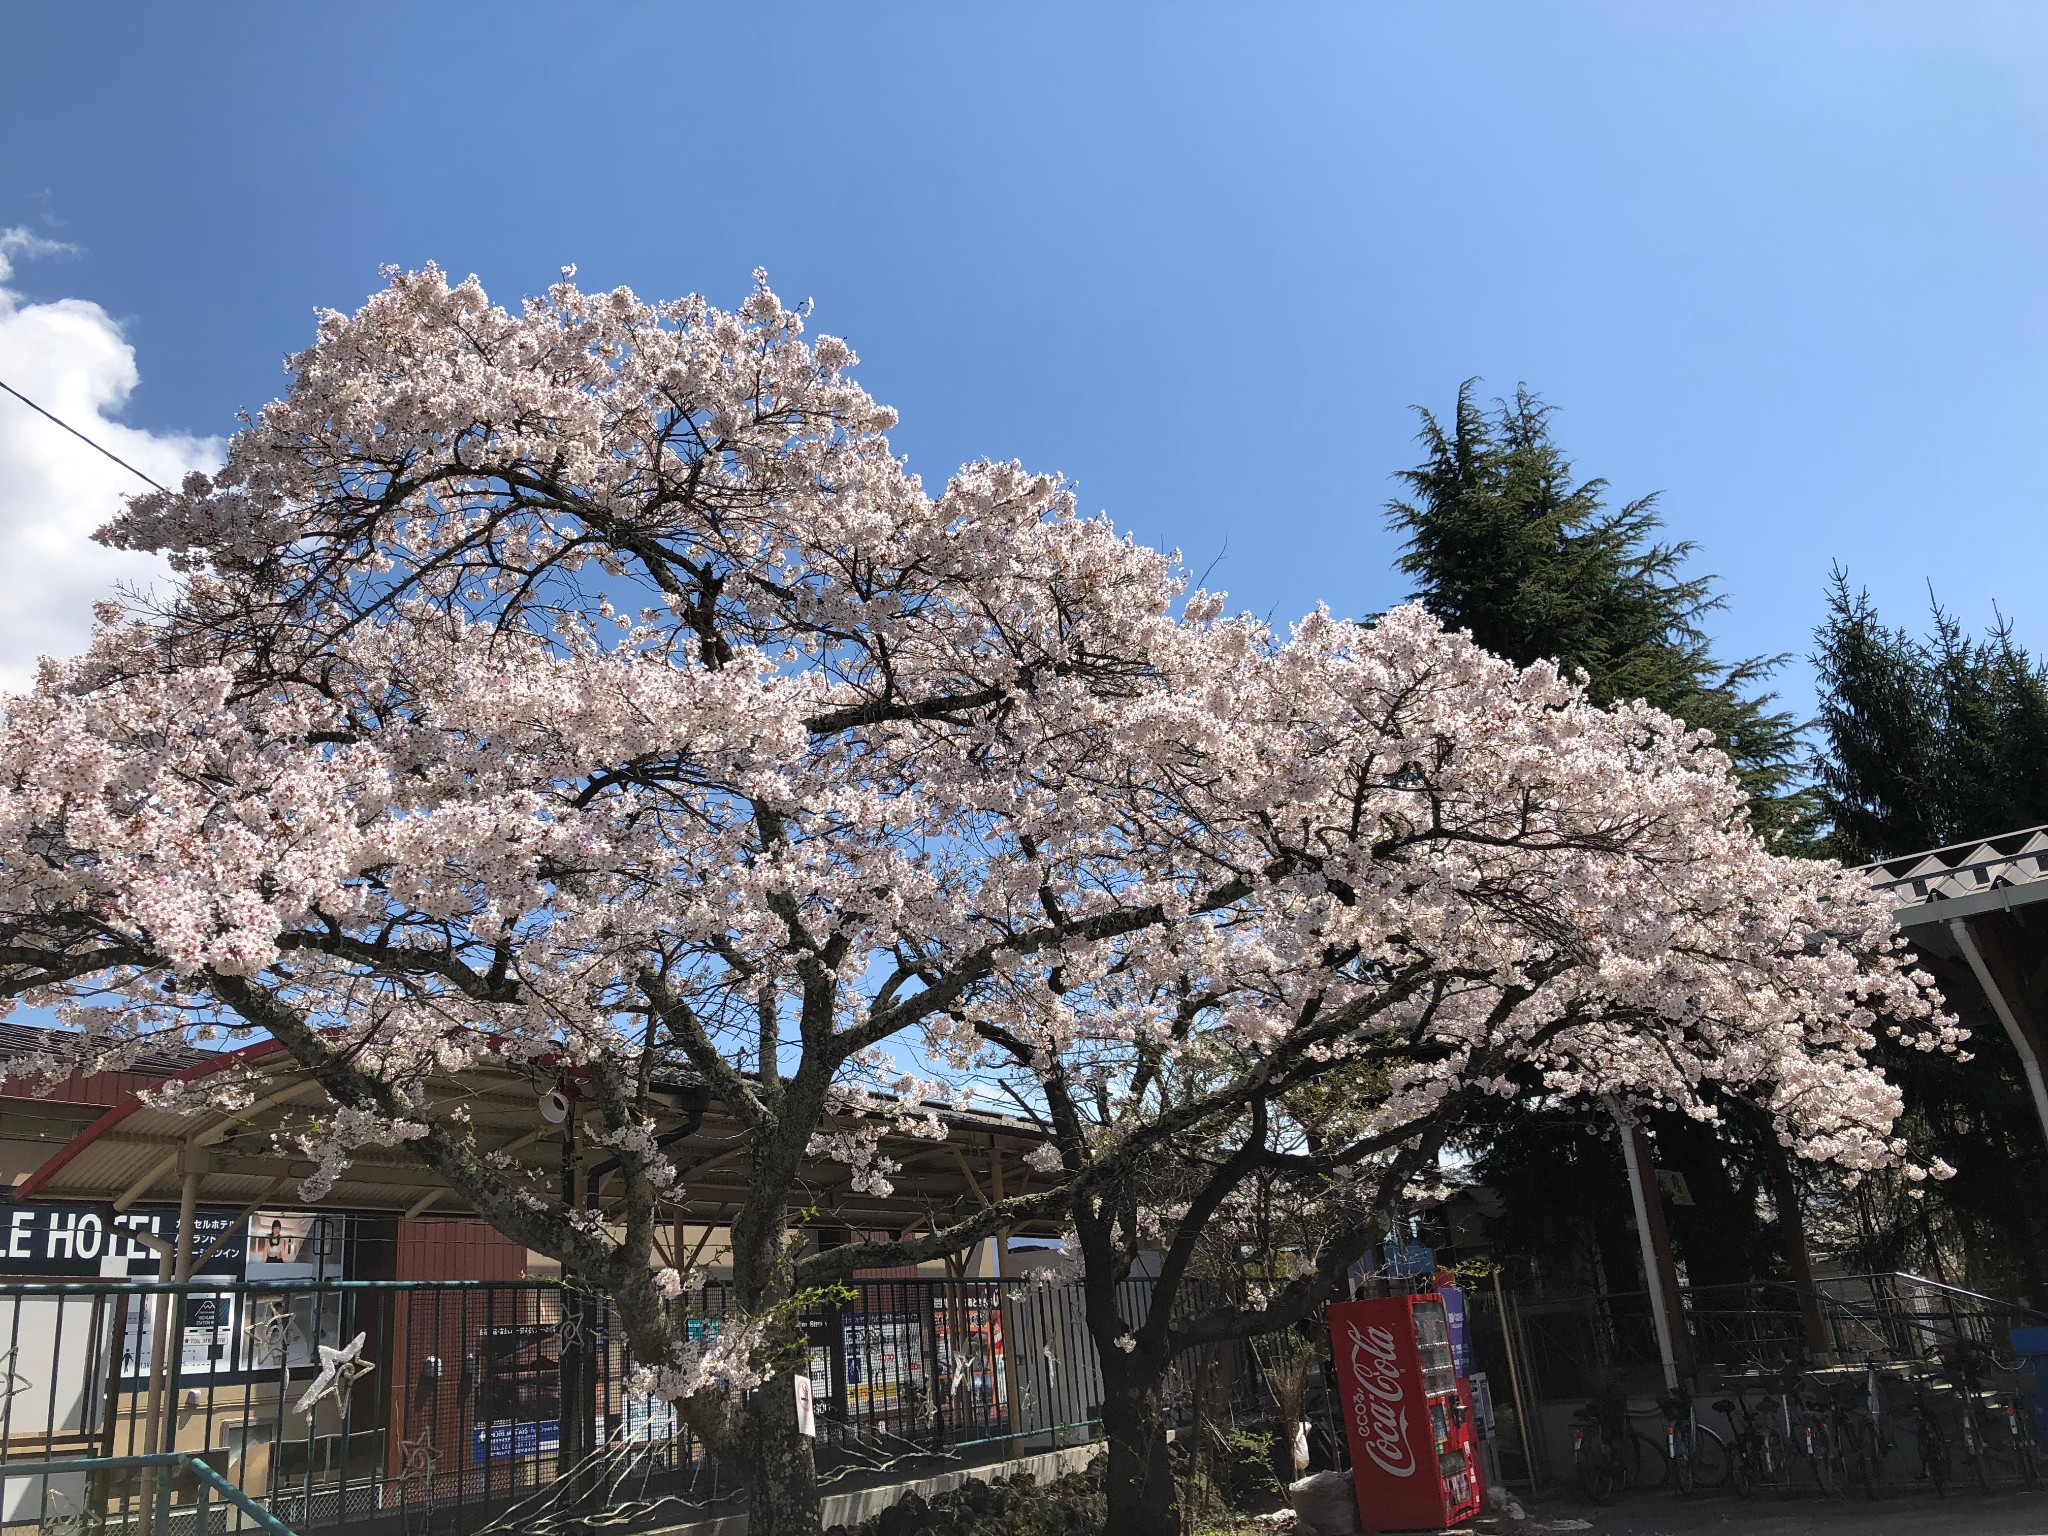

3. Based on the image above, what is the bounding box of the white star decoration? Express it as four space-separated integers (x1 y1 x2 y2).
554 1309 585 1352
0 1349 33 1403
294 1332 374 1414
245 1300 295 1364
399 1431 440 1481
37 1489 81 1536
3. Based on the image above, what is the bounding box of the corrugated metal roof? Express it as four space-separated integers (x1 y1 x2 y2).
0 1023 215 1078
1859 824 2048 922
12 1042 1061 1237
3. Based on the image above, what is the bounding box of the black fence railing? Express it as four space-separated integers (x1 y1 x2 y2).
1468 1272 2048 1407
1461 1272 2048 1496
0 1274 1164 1536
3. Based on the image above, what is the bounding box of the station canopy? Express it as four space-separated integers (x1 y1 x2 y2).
12 1038 1060 1238
1860 824 2048 1145
1862 824 2048 927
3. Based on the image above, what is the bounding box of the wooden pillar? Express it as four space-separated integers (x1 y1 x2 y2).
1491 1266 1542 1486
140 1155 202 1536
989 1141 1025 1442
989 1143 1007 1279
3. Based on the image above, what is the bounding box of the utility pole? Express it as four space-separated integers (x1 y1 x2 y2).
1607 1101 1692 1389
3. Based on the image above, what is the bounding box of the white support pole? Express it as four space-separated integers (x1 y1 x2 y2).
1607 1099 1681 1391
1950 918 2048 1151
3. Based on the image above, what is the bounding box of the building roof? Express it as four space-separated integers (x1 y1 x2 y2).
0 1023 213 1079
1858 824 2048 929
8 1038 1058 1239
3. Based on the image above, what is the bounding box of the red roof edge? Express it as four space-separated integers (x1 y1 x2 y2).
13 1038 287 1204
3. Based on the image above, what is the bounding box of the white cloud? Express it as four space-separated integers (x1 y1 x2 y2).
0 230 79 282
0 228 221 691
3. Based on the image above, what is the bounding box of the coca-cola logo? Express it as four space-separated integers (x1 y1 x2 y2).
1344 1321 1414 1478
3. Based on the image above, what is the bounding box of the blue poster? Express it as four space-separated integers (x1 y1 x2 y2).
471 1420 561 1463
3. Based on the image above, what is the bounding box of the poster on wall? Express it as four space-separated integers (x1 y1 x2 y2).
240 1210 345 1372
842 1313 925 1423
246 1211 341 1280
121 1288 249 1380
0 1196 356 1396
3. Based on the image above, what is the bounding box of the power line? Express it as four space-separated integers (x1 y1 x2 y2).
0 375 170 494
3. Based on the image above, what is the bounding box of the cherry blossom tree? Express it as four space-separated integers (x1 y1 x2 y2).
962 608 1953 1536
0 266 1948 1536
0 267 1292 1534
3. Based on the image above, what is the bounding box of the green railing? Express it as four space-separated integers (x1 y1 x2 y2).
4 1453 296 1536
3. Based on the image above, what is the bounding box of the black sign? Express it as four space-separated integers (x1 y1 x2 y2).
0 1202 247 1277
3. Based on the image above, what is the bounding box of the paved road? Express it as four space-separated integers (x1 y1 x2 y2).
1482 1489 2048 1535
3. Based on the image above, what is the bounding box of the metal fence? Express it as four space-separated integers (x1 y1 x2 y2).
0 1274 1143 1536
1813 1272 2048 1365
1469 1272 2048 1407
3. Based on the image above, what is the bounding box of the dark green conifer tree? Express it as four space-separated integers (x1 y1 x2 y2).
1812 570 2048 861
1389 383 1798 1298
1388 381 1806 834
1809 574 2048 1299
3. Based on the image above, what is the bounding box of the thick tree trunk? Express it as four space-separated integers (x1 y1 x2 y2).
740 1369 821 1536
1740 1101 1833 1361
1100 1370 1179 1536
725 1133 824 1536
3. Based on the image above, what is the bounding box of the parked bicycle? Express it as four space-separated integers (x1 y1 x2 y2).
1906 1371 1951 1497
2000 1391 2041 1491
1716 1386 1788 1499
1573 1393 1630 1504
1789 1376 1846 1496
1750 1362 1836 1497
1801 1378 1878 1499
1835 1357 1892 1500
1943 1340 2033 1493
1952 1378 1997 1492
1658 1384 1730 1493
1571 1386 1661 1503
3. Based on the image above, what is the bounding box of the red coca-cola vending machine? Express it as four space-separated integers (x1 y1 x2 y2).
1327 1294 1482 1531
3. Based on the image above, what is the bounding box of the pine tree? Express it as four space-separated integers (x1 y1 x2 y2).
1388 382 1807 836
1813 569 2048 861
1809 574 2048 1297
1391 382 1797 1293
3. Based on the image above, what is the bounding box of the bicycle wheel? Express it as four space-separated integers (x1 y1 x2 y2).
1629 1431 1669 1492
2018 1432 2041 1493
1732 1440 1756 1500
1847 1422 1882 1499
1808 1424 1840 1497
1920 1429 1948 1498
1689 1424 1731 1491
1577 1443 1620 1505
1763 1425 1790 1496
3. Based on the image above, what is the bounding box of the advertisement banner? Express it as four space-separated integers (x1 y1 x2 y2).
0 1202 245 1279
471 1420 561 1463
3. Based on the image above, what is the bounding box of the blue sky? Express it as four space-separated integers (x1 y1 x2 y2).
3 3 2045 724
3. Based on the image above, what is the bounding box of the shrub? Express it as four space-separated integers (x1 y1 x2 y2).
827 1463 1106 1536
